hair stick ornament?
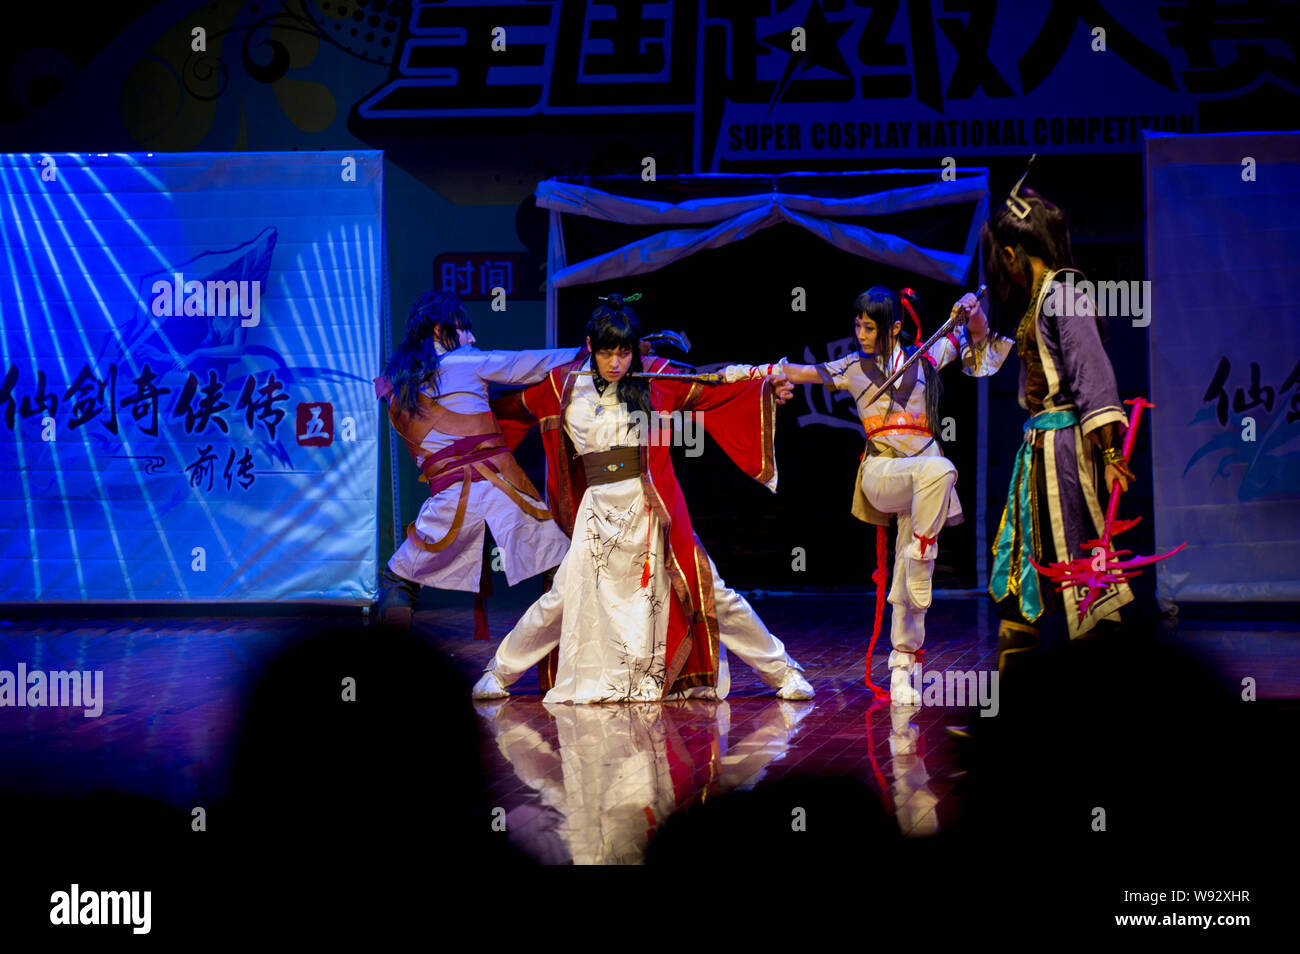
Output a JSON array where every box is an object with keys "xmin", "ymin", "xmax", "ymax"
[{"xmin": 1005, "ymin": 154, "xmax": 1037, "ymax": 220}]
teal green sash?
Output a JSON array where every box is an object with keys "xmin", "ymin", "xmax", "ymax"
[{"xmin": 989, "ymin": 410, "xmax": 1078, "ymax": 621}]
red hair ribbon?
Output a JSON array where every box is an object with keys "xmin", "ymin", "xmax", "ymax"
[{"xmin": 899, "ymin": 288, "xmax": 923, "ymax": 348}]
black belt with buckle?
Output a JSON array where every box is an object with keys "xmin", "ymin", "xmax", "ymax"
[{"xmin": 582, "ymin": 446, "xmax": 641, "ymax": 485}]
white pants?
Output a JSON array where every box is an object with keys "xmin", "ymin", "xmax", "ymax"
[
  {"xmin": 490, "ymin": 551, "xmax": 795, "ymax": 697},
  {"xmin": 860, "ymin": 455, "xmax": 957, "ymax": 670}
]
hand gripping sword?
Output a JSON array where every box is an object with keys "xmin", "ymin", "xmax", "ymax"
[{"xmin": 1028, "ymin": 397, "xmax": 1187, "ymax": 621}]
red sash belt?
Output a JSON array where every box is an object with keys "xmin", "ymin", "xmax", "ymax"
[
  {"xmin": 420, "ymin": 434, "xmax": 509, "ymax": 494},
  {"xmin": 405, "ymin": 433, "xmax": 551, "ymax": 554}
]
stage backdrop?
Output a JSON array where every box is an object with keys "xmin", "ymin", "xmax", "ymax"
[
  {"xmin": 0, "ymin": 151, "xmax": 384, "ymax": 603},
  {"xmin": 1145, "ymin": 131, "xmax": 1300, "ymax": 603}
]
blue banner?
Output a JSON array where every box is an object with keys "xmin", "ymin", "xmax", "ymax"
[
  {"xmin": 0, "ymin": 151, "xmax": 384, "ymax": 602},
  {"xmin": 1145, "ymin": 132, "xmax": 1300, "ymax": 603}
]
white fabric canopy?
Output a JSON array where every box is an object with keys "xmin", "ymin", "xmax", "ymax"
[{"xmin": 536, "ymin": 170, "xmax": 990, "ymax": 341}]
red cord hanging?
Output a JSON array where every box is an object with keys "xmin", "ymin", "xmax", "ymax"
[{"xmin": 865, "ymin": 523, "xmax": 891, "ymax": 699}]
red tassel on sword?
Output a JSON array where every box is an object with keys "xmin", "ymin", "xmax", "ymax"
[{"xmin": 640, "ymin": 500, "xmax": 652, "ymax": 588}]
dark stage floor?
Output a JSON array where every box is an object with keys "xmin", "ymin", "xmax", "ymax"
[{"xmin": 1, "ymin": 587, "xmax": 1296, "ymax": 868}]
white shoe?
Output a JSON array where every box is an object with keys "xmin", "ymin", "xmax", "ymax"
[
  {"xmin": 471, "ymin": 669, "xmax": 509, "ymax": 700},
  {"xmin": 890, "ymin": 667, "xmax": 920, "ymax": 707},
  {"xmin": 776, "ymin": 667, "xmax": 814, "ymax": 701}
]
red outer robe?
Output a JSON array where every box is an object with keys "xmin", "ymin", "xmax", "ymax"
[{"xmin": 491, "ymin": 351, "xmax": 779, "ymax": 698}]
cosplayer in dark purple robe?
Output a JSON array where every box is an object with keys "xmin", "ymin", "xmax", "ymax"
[{"xmin": 967, "ymin": 171, "xmax": 1138, "ymax": 671}]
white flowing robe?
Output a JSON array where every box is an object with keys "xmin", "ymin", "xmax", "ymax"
[
  {"xmin": 492, "ymin": 374, "xmax": 797, "ymax": 703},
  {"xmin": 546, "ymin": 374, "xmax": 678, "ymax": 703}
]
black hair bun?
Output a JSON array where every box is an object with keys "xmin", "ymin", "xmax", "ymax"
[{"xmin": 604, "ymin": 292, "xmax": 623, "ymax": 309}]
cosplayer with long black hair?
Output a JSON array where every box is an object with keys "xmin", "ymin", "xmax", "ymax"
[
  {"xmin": 586, "ymin": 294, "xmax": 654, "ymax": 418},
  {"xmin": 972, "ymin": 163, "xmax": 1137, "ymax": 673},
  {"xmin": 473, "ymin": 293, "xmax": 815, "ymax": 703},
  {"xmin": 779, "ymin": 284, "xmax": 1009, "ymax": 704},
  {"xmin": 382, "ymin": 290, "xmax": 475, "ymax": 414},
  {"xmin": 373, "ymin": 290, "xmax": 580, "ymax": 629}
]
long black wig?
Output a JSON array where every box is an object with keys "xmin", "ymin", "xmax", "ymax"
[
  {"xmin": 383, "ymin": 290, "xmax": 473, "ymax": 416},
  {"xmin": 586, "ymin": 293, "xmax": 654, "ymax": 421}
]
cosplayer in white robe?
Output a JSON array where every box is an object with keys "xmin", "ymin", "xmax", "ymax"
[
  {"xmin": 383, "ymin": 345, "xmax": 577, "ymax": 591},
  {"xmin": 480, "ymin": 372, "xmax": 810, "ymax": 704},
  {"xmin": 544, "ymin": 373, "xmax": 678, "ymax": 702}
]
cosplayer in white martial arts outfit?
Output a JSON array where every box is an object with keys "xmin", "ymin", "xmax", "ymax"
[
  {"xmin": 781, "ymin": 287, "xmax": 1011, "ymax": 705},
  {"xmin": 375, "ymin": 291, "xmax": 579, "ymax": 624}
]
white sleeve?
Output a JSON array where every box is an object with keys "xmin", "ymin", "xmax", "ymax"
[
  {"xmin": 476, "ymin": 347, "xmax": 581, "ymax": 386},
  {"xmin": 814, "ymin": 354, "xmax": 856, "ymax": 391},
  {"xmin": 924, "ymin": 330, "xmax": 961, "ymax": 370},
  {"xmin": 954, "ymin": 324, "xmax": 1014, "ymax": 378}
]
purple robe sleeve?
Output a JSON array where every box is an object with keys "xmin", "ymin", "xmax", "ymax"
[{"xmin": 1057, "ymin": 287, "xmax": 1128, "ymax": 438}]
